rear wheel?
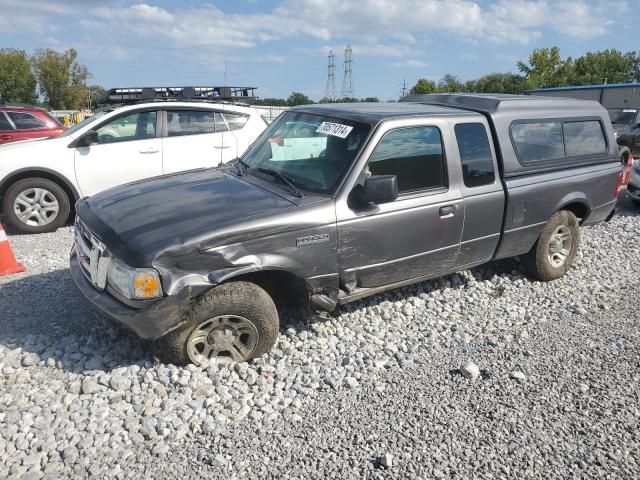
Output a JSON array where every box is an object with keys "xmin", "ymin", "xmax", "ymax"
[
  {"xmin": 160, "ymin": 281, "xmax": 279, "ymax": 365},
  {"xmin": 2, "ymin": 178, "xmax": 70, "ymax": 234},
  {"xmin": 521, "ymin": 210, "xmax": 580, "ymax": 281}
]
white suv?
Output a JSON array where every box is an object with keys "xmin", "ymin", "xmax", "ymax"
[{"xmin": 0, "ymin": 101, "xmax": 267, "ymax": 233}]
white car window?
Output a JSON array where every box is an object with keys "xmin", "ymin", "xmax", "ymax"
[
  {"xmin": 222, "ymin": 112, "xmax": 249, "ymax": 131},
  {"xmin": 166, "ymin": 110, "xmax": 218, "ymax": 137},
  {"xmin": 95, "ymin": 111, "xmax": 157, "ymax": 144}
]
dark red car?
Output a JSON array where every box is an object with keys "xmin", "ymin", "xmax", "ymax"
[{"xmin": 0, "ymin": 104, "xmax": 65, "ymax": 145}]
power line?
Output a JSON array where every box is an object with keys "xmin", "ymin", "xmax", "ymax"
[
  {"xmin": 340, "ymin": 45, "xmax": 354, "ymax": 99},
  {"xmin": 323, "ymin": 50, "xmax": 336, "ymax": 101}
]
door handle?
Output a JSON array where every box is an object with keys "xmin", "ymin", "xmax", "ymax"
[
  {"xmin": 439, "ymin": 205, "xmax": 456, "ymax": 218},
  {"xmin": 213, "ymin": 146, "xmax": 230, "ymax": 149},
  {"xmin": 0, "ymin": 135, "xmax": 12, "ymax": 140},
  {"xmin": 139, "ymin": 148, "xmax": 159, "ymax": 154}
]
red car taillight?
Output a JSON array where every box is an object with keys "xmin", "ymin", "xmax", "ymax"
[{"xmin": 614, "ymin": 154, "xmax": 634, "ymax": 197}]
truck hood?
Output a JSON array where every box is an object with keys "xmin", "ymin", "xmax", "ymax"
[{"xmin": 76, "ymin": 168, "xmax": 298, "ymax": 266}]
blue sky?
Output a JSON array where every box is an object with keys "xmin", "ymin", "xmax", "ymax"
[{"xmin": 0, "ymin": 0, "xmax": 636, "ymax": 101}]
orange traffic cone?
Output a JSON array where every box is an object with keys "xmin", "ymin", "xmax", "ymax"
[{"xmin": 0, "ymin": 222, "xmax": 26, "ymax": 276}]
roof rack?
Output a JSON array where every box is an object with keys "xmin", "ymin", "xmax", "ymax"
[{"xmin": 102, "ymin": 86, "xmax": 258, "ymax": 105}]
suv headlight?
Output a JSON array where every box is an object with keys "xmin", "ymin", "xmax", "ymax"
[{"xmin": 107, "ymin": 259, "xmax": 163, "ymax": 300}]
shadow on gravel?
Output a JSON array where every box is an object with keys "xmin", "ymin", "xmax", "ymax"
[
  {"xmin": 0, "ymin": 268, "xmax": 155, "ymax": 373},
  {"xmin": 0, "ymin": 259, "xmax": 522, "ymax": 373},
  {"xmin": 616, "ymin": 194, "xmax": 639, "ymax": 217},
  {"xmin": 331, "ymin": 257, "xmax": 522, "ymax": 317}
]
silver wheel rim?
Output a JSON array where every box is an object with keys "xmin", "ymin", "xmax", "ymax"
[
  {"xmin": 13, "ymin": 188, "xmax": 60, "ymax": 227},
  {"xmin": 186, "ymin": 315, "xmax": 259, "ymax": 365},
  {"xmin": 547, "ymin": 225, "xmax": 572, "ymax": 268}
]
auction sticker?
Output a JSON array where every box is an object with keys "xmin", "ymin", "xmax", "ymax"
[{"xmin": 316, "ymin": 122, "xmax": 354, "ymax": 138}]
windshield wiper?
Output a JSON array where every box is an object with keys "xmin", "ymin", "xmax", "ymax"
[{"xmin": 256, "ymin": 167, "xmax": 305, "ymax": 198}]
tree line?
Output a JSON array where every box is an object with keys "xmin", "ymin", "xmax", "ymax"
[
  {"xmin": 0, "ymin": 48, "xmax": 104, "ymax": 110},
  {"xmin": 410, "ymin": 47, "xmax": 640, "ymax": 95},
  {"xmin": 2, "ymin": 46, "xmax": 639, "ymax": 109}
]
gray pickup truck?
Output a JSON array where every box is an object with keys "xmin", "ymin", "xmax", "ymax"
[{"xmin": 70, "ymin": 94, "xmax": 620, "ymax": 365}]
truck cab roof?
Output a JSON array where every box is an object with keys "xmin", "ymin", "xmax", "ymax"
[
  {"xmin": 401, "ymin": 92, "xmax": 607, "ymax": 115},
  {"xmin": 290, "ymin": 102, "xmax": 478, "ymax": 126}
]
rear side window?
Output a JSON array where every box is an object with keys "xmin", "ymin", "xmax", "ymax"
[
  {"xmin": 454, "ymin": 123, "xmax": 496, "ymax": 187},
  {"xmin": 167, "ymin": 110, "xmax": 216, "ymax": 137},
  {"xmin": 511, "ymin": 119, "xmax": 608, "ymax": 164},
  {"xmin": 368, "ymin": 126, "xmax": 446, "ymax": 193},
  {"xmin": 223, "ymin": 112, "xmax": 249, "ymax": 131},
  {"xmin": 564, "ymin": 121, "xmax": 607, "ymax": 156},
  {"xmin": 511, "ymin": 121, "xmax": 564, "ymax": 163},
  {"xmin": 7, "ymin": 112, "xmax": 46, "ymax": 130},
  {"xmin": 0, "ymin": 112, "xmax": 13, "ymax": 130}
]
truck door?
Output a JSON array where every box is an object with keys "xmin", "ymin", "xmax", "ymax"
[
  {"xmin": 452, "ymin": 121, "xmax": 505, "ymax": 268},
  {"xmin": 336, "ymin": 121, "xmax": 464, "ymax": 289}
]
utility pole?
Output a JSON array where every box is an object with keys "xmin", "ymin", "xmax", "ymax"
[
  {"xmin": 400, "ymin": 78, "xmax": 408, "ymax": 99},
  {"xmin": 340, "ymin": 45, "xmax": 354, "ymax": 99},
  {"xmin": 324, "ymin": 50, "xmax": 336, "ymax": 101}
]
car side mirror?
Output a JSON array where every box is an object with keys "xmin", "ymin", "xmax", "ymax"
[
  {"xmin": 78, "ymin": 130, "xmax": 99, "ymax": 147},
  {"xmin": 356, "ymin": 175, "xmax": 398, "ymax": 205}
]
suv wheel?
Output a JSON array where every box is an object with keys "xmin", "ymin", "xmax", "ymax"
[
  {"xmin": 160, "ymin": 281, "xmax": 279, "ymax": 365},
  {"xmin": 521, "ymin": 210, "xmax": 580, "ymax": 281},
  {"xmin": 2, "ymin": 178, "xmax": 71, "ymax": 234}
]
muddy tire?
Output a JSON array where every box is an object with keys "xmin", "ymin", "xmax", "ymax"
[
  {"xmin": 160, "ymin": 281, "xmax": 279, "ymax": 365},
  {"xmin": 521, "ymin": 210, "xmax": 580, "ymax": 281}
]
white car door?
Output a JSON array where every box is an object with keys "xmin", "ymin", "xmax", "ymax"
[
  {"xmin": 161, "ymin": 109, "xmax": 238, "ymax": 174},
  {"xmin": 73, "ymin": 109, "xmax": 163, "ymax": 196}
]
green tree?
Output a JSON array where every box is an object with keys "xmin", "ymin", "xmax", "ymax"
[
  {"xmin": 361, "ymin": 97, "xmax": 380, "ymax": 102},
  {"xmin": 409, "ymin": 78, "xmax": 437, "ymax": 95},
  {"xmin": 84, "ymin": 84, "xmax": 105, "ymax": 109},
  {"xmin": 517, "ymin": 46, "xmax": 572, "ymax": 89},
  {"xmin": 466, "ymin": 73, "xmax": 527, "ymax": 94},
  {"xmin": 570, "ymin": 49, "xmax": 640, "ymax": 85},
  {"xmin": 286, "ymin": 91, "xmax": 313, "ymax": 106},
  {"xmin": 0, "ymin": 49, "xmax": 37, "ymax": 103},
  {"xmin": 437, "ymin": 74, "xmax": 465, "ymax": 93},
  {"xmin": 335, "ymin": 97, "xmax": 359, "ymax": 103},
  {"xmin": 31, "ymin": 48, "xmax": 91, "ymax": 109}
]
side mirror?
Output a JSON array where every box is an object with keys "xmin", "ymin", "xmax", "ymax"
[
  {"xmin": 77, "ymin": 130, "xmax": 99, "ymax": 147},
  {"xmin": 356, "ymin": 175, "xmax": 398, "ymax": 205}
]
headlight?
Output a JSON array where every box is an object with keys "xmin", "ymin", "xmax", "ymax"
[{"xmin": 107, "ymin": 259, "xmax": 163, "ymax": 300}]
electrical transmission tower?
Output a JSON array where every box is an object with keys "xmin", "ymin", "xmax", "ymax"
[
  {"xmin": 323, "ymin": 50, "xmax": 336, "ymax": 101},
  {"xmin": 340, "ymin": 45, "xmax": 354, "ymax": 99}
]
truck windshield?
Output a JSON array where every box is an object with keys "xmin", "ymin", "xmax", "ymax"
[{"xmin": 240, "ymin": 111, "xmax": 371, "ymax": 195}]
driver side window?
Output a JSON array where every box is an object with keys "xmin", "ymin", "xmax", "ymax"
[
  {"xmin": 368, "ymin": 126, "xmax": 447, "ymax": 194},
  {"xmin": 95, "ymin": 111, "xmax": 157, "ymax": 144}
]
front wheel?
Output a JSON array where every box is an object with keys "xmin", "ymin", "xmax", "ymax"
[
  {"xmin": 2, "ymin": 178, "xmax": 71, "ymax": 234},
  {"xmin": 521, "ymin": 210, "xmax": 580, "ymax": 281},
  {"xmin": 160, "ymin": 281, "xmax": 279, "ymax": 365}
]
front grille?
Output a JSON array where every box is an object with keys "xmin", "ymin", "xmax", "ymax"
[{"xmin": 74, "ymin": 218, "xmax": 110, "ymax": 290}]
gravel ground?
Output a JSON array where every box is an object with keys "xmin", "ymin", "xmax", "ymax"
[{"xmin": 1, "ymin": 196, "xmax": 639, "ymax": 479}]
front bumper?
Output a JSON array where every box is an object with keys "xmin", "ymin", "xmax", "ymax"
[{"xmin": 70, "ymin": 251, "xmax": 190, "ymax": 339}]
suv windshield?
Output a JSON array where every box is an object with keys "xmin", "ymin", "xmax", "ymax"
[
  {"xmin": 239, "ymin": 111, "xmax": 371, "ymax": 195},
  {"xmin": 608, "ymin": 109, "xmax": 638, "ymax": 126}
]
